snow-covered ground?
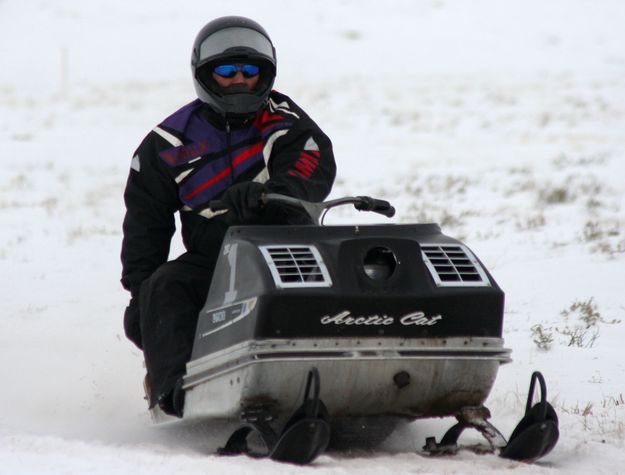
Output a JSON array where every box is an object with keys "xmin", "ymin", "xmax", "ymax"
[{"xmin": 1, "ymin": 0, "xmax": 624, "ymax": 473}]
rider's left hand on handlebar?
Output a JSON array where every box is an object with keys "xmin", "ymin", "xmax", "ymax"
[{"xmin": 219, "ymin": 182, "xmax": 267, "ymax": 224}]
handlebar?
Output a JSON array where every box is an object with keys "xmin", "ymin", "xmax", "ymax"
[{"xmin": 209, "ymin": 193, "xmax": 395, "ymax": 225}]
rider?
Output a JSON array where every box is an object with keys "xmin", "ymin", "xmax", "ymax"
[{"xmin": 120, "ymin": 16, "xmax": 336, "ymax": 416}]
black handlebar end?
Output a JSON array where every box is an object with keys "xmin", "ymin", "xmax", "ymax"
[
  {"xmin": 354, "ymin": 196, "xmax": 395, "ymax": 218},
  {"xmin": 383, "ymin": 206, "xmax": 396, "ymax": 218}
]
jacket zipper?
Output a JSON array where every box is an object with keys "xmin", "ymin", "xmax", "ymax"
[{"xmin": 225, "ymin": 120, "xmax": 234, "ymax": 182}]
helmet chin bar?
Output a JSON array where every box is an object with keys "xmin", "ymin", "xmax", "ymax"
[
  {"xmin": 221, "ymin": 84, "xmax": 256, "ymax": 94},
  {"xmin": 209, "ymin": 91, "xmax": 268, "ymax": 119}
]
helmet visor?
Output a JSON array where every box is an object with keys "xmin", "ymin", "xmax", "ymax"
[{"xmin": 198, "ymin": 27, "xmax": 274, "ymax": 66}]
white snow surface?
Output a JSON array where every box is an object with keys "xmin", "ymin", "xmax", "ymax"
[{"xmin": 1, "ymin": 0, "xmax": 625, "ymax": 473}]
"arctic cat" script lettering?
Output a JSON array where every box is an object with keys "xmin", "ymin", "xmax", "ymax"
[{"xmin": 320, "ymin": 310, "xmax": 442, "ymax": 326}]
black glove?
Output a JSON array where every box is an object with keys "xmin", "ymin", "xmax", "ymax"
[{"xmin": 220, "ymin": 182, "xmax": 266, "ymax": 224}]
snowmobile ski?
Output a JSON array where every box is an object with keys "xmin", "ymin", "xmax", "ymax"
[
  {"xmin": 218, "ymin": 368, "xmax": 330, "ymax": 464},
  {"xmin": 423, "ymin": 371, "xmax": 559, "ymax": 462}
]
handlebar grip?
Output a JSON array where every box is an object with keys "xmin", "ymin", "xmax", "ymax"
[
  {"xmin": 355, "ymin": 196, "xmax": 396, "ymax": 218},
  {"xmin": 377, "ymin": 204, "xmax": 396, "ymax": 218}
]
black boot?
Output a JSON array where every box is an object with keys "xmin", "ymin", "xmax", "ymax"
[{"xmin": 157, "ymin": 378, "xmax": 185, "ymax": 418}]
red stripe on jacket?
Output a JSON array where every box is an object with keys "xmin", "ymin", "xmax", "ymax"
[
  {"xmin": 233, "ymin": 142, "xmax": 263, "ymax": 167},
  {"xmin": 182, "ymin": 142, "xmax": 263, "ymax": 201},
  {"xmin": 288, "ymin": 150, "xmax": 320, "ymax": 179},
  {"xmin": 253, "ymin": 109, "xmax": 287, "ymax": 133}
]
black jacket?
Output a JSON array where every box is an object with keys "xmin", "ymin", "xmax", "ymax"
[{"xmin": 120, "ymin": 91, "xmax": 336, "ymax": 296}]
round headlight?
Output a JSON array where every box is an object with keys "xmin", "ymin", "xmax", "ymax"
[{"xmin": 363, "ymin": 247, "xmax": 397, "ymax": 280}]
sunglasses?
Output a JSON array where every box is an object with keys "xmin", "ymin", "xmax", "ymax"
[{"xmin": 213, "ymin": 64, "xmax": 260, "ymax": 78}]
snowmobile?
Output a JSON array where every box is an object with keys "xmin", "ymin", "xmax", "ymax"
[{"xmin": 149, "ymin": 193, "xmax": 559, "ymax": 465}]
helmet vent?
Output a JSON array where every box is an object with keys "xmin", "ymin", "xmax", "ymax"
[
  {"xmin": 421, "ymin": 244, "xmax": 491, "ymax": 287},
  {"xmin": 259, "ymin": 245, "xmax": 332, "ymax": 288}
]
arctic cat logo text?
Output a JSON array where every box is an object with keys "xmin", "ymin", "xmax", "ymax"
[{"xmin": 320, "ymin": 310, "xmax": 442, "ymax": 326}]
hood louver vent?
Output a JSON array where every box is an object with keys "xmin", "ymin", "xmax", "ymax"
[
  {"xmin": 421, "ymin": 244, "xmax": 491, "ymax": 287},
  {"xmin": 260, "ymin": 245, "xmax": 332, "ymax": 288}
]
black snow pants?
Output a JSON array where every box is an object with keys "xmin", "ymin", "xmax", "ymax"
[{"xmin": 138, "ymin": 251, "xmax": 217, "ymax": 407}]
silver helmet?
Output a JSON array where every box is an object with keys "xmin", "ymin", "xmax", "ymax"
[{"xmin": 191, "ymin": 16, "xmax": 276, "ymax": 118}]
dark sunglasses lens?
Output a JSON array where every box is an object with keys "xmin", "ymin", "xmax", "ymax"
[
  {"xmin": 241, "ymin": 64, "xmax": 260, "ymax": 77},
  {"xmin": 213, "ymin": 65, "xmax": 237, "ymax": 78}
]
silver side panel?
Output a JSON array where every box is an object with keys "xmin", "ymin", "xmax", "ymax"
[{"xmin": 181, "ymin": 337, "xmax": 511, "ymax": 422}]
